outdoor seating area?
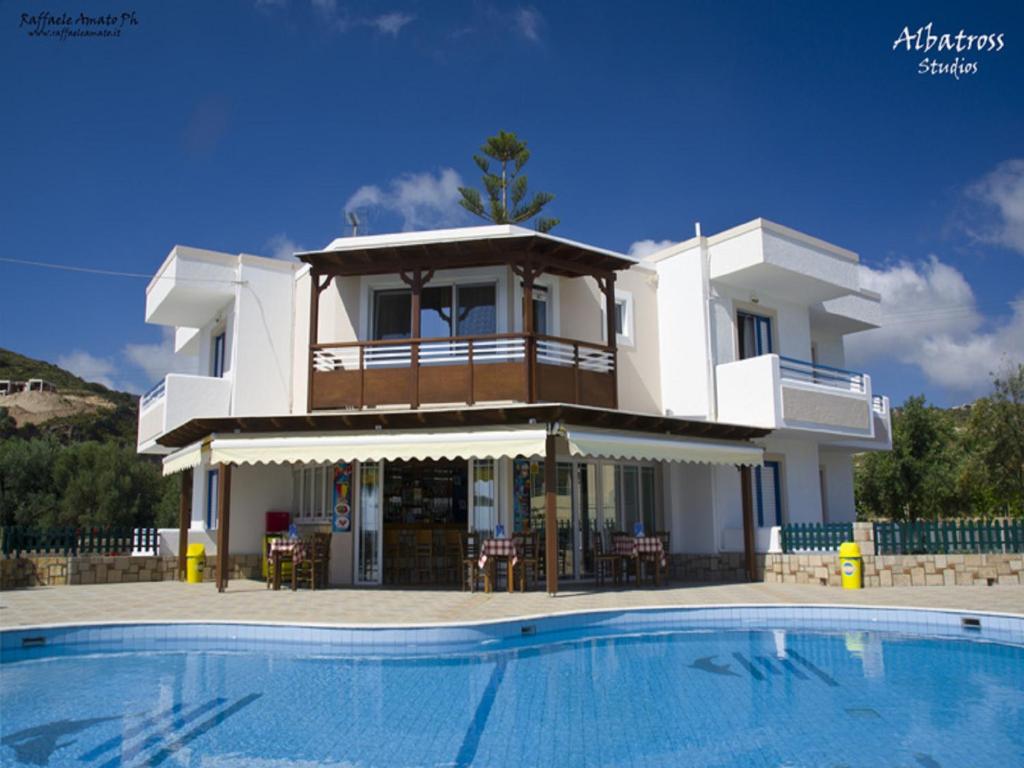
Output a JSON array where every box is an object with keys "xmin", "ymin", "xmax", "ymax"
[{"xmin": 265, "ymin": 533, "xmax": 331, "ymax": 591}]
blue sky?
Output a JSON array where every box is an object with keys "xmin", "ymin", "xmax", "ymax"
[{"xmin": 1, "ymin": 0, "xmax": 1021, "ymax": 406}]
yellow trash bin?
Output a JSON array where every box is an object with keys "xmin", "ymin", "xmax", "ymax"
[
  {"xmin": 839, "ymin": 542, "xmax": 862, "ymax": 590},
  {"xmin": 186, "ymin": 543, "xmax": 206, "ymax": 584}
]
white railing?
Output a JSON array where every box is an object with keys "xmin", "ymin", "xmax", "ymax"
[
  {"xmin": 313, "ymin": 337, "xmax": 529, "ymax": 372},
  {"xmin": 140, "ymin": 379, "xmax": 166, "ymax": 409},
  {"xmin": 872, "ymin": 395, "xmax": 888, "ymax": 415},
  {"xmin": 778, "ymin": 356, "xmax": 866, "ymax": 394},
  {"xmin": 535, "ymin": 338, "xmax": 615, "ymax": 373}
]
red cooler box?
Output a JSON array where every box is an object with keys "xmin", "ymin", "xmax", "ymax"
[{"xmin": 265, "ymin": 511, "xmax": 290, "ymax": 533}]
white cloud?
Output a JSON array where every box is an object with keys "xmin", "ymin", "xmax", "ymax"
[
  {"xmin": 344, "ymin": 168, "xmax": 466, "ymax": 231},
  {"xmin": 369, "ymin": 12, "xmax": 414, "ymax": 36},
  {"xmin": 515, "ymin": 7, "xmax": 543, "ymax": 42},
  {"xmin": 310, "ymin": 0, "xmax": 336, "ymax": 15},
  {"xmin": 846, "ymin": 256, "xmax": 1024, "ymax": 395},
  {"xmin": 627, "ymin": 239, "xmax": 676, "ymax": 258},
  {"xmin": 265, "ymin": 233, "xmax": 301, "ymax": 260},
  {"xmin": 964, "ymin": 158, "xmax": 1024, "ymax": 255},
  {"xmin": 56, "ymin": 350, "xmax": 119, "ymax": 390},
  {"xmin": 122, "ymin": 328, "xmax": 198, "ymax": 393}
]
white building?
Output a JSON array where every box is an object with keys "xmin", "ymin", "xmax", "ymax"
[{"xmin": 138, "ymin": 219, "xmax": 890, "ymax": 591}]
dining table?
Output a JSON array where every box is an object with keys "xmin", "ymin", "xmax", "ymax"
[
  {"xmin": 268, "ymin": 538, "xmax": 308, "ymax": 591},
  {"xmin": 612, "ymin": 535, "xmax": 667, "ymax": 586},
  {"xmin": 478, "ymin": 538, "xmax": 519, "ymax": 594}
]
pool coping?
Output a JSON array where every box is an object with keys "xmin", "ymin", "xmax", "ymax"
[{"xmin": 3, "ymin": 603, "xmax": 1023, "ymax": 655}]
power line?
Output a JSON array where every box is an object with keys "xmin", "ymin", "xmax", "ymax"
[{"xmin": 0, "ymin": 256, "xmax": 244, "ymax": 285}]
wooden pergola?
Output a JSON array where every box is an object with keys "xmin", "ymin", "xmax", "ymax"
[
  {"xmin": 297, "ymin": 230, "xmax": 636, "ymax": 412},
  {"xmin": 164, "ymin": 405, "xmax": 768, "ymax": 596}
]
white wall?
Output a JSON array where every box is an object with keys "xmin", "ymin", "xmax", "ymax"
[
  {"xmin": 232, "ymin": 258, "xmax": 296, "ymax": 416},
  {"xmin": 819, "ymin": 449, "xmax": 856, "ymax": 523},
  {"xmin": 654, "ymin": 245, "xmax": 713, "ymax": 419},
  {"xmin": 663, "ymin": 462, "xmax": 717, "ymax": 553},
  {"xmin": 760, "ymin": 435, "xmax": 822, "ymax": 524}
]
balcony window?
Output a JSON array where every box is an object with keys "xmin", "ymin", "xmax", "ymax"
[
  {"xmin": 372, "ymin": 283, "xmax": 496, "ymax": 340},
  {"xmin": 211, "ymin": 331, "xmax": 226, "ymax": 377},
  {"xmin": 754, "ymin": 460, "xmax": 782, "ymax": 527},
  {"xmin": 600, "ymin": 291, "xmax": 634, "ymax": 346},
  {"xmin": 737, "ymin": 311, "xmax": 773, "ymax": 360},
  {"xmin": 206, "ymin": 469, "xmax": 219, "ymax": 529}
]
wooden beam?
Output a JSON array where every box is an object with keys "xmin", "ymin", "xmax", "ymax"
[
  {"xmin": 216, "ymin": 463, "xmax": 232, "ymax": 593},
  {"xmin": 544, "ymin": 432, "xmax": 558, "ymax": 595},
  {"xmin": 740, "ymin": 465, "xmax": 756, "ymax": 582},
  {"xmin": 307, "ymin": 270, "xmax": 320, "ymax": 413},
  {"xmin": 177, "ymin": 468, "xmax": 192, "ymax": 581},
  {"xmin": 603, "ymin": 272, "xmax": 618, "ymax": 409}
]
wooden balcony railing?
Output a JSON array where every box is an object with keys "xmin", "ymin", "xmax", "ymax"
[{"xmin": 309, "ymin": 333, "xmax": 617, "ymax": 411}]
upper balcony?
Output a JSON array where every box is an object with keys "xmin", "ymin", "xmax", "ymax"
[
  {"xmin": 145, "ymin": 246, "xmax": 238, "ymax": 328},
  {"xmin": 137, "ymin": 374, "xmax": 231, "ymax": 454},
  {"xmin": 297, "ymin": 226, "xmax": 636, "ymax": 412},
  {"xmin": 311, "ymin": 333, "xmax": 616, "ymax": 410},
  {"xmin": 708, "ymin": 219, "xmax": 863, "ymax": 304},
  {"xmin": 716, "ymin": 354, "xmax": 890, "ymax": 445}
]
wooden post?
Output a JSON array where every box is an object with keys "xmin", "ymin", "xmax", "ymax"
[
  {"xmin": 523, "ymin": 268, "xmax": 536, "ymax": 402},
  {"xmin": 740, "ymin": 465, "xmax": 756, "ymax": 582},
  {"xmin": 177, "ymin": 468, "xmax": 192, "ymax": 581},
  {"xmin": 545, "ymin": 432, "xmax": 558, "ymax": 595},
  {"xmin": 410, "ymin": 271, "xmax": 421, "ymax": 409},
  {"xmin": 216, "ymin": 463, "xmax": 232, "ymax": 593},
  {"xmin": 307, "ymin": 270, "xmax": 321, "ymax": 413},
  {"xmin": 602, "ymin": 272, "xmax": 618, "ymax": 409}
]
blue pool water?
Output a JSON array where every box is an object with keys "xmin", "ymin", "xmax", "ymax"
[{"xmin": 1, "ymin": 615, "xmax": 1022, "ymax": 767}]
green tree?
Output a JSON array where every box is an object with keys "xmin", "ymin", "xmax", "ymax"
[
  {"xmin": 961, "ymin": 364, "xmax": 1024, "ymax": 516},
  {"xmin": 51, "ymin": 442, "xmax": 164, "ymax": 529},
  {"xmin": 0, "ymin": 437, "xmax": 59, "ymax": 527},
  {"xmin": 855, "ymin": 396, "xmax": 965, "ymax": 520},
  {"xmin": 458, "ymin": 130, "xmax": 559, "ymax": 232}
]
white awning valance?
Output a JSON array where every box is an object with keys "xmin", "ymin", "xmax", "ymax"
[
  {"xmin": 207, "ymin": 427, "xmax": 548, "ymax": 469},
  {"xmin": 161, "ymin": 424, "xmax": 762, "ymax": 475},
  {"xmin": 564, "ymin": 428, "xmax": 763, "ymax": 467},
  {"xmin": 161, "ymin": 440, "xmax": 207, "ymax": 477}
]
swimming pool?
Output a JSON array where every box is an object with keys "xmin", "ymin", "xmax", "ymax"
[{"xmin": 2, "ymin": 607, "xmax": 1022, "ymax": 767}]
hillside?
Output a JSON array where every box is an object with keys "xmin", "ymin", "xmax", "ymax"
[{"xmin": 0, "ymin": 348, "xmax": 139, "ymax": 445}]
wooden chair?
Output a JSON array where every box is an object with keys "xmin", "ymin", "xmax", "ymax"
[
  {"xmin": 292, "ymin": 533, "xmax": 331, "ymax": 590},
  {"xmin": 461, "ymin": 532, "xmax": 482, "ymax": 592},
  {"xmin": 383, "ymin": 528, "xmax": 400, "ymax": 584},
  {"xmin": 611, "ymin": 531, "xmax": 633, "ymax": 585},
  {"xmin": 443, "ymin": 530, "xmax": 462, "ymax": 584},
  {"xmin": 514, "ymin": 532, "xmax": 541, "ymax": 592},
  {"xmin": 593, "ymin": 530, "xmax": 619, "ymax": 587},
  {"xmin": 413, "ymin": 529, "xmax": 434, "ymax": 584}
]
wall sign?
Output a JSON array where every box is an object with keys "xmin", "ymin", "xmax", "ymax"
[{"xmin": 332, "ymin": 462, "xmax": 353, "ymax": 533}]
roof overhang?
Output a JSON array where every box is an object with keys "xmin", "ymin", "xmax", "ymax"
[
  {"xmin": 156, "ymin": 403, "xmax": 769, "ymax": 450},
  {"xmin": 296, "ymin": 225, "xmax": 637, "ymax": 279}
]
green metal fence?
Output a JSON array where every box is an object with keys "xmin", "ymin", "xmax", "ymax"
[
  {"xmin": 874, "ymin": 519, "xmax": 1024, "ymax": 555},
  {"xmin": 781, "ymin": 523, "xmax": 854, "ymax": 552},
  {"xmin": 0, "ymin": 526, "xmax": 159, "ymax": 558}
]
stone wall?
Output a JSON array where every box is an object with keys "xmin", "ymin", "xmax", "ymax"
[
  {"xmin": 670, "ymin": 553, "xmax": 766, "ymax": 583},
  {"xmin": 763, "ymin": 551, "xmax": 1024, "ymax": 587},
  {"xmin": 1, "ymin": 553, "xmax": 263, "ymax": 590}
]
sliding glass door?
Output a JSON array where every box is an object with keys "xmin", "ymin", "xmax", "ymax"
[{"xmin": 355, "ymin": 461, "xmax": 383, "ymax": 584}]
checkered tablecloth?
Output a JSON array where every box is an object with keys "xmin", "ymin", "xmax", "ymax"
[
  {"xmin": 479, "ymin": 538, "xmax": 519, "ymax": 570},
  {"xmin": 612, "ymin": 536, "xmax": 667, "ymax": 568},
  {"xmin": 268, "ymin": 539, "xmax": 307, "ymax": 564}
]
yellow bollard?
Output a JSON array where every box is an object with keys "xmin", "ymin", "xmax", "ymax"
[
  {"xmin": 839, "ymin": 541, "xmax": 862, "ymax": 589},
  {"xmin": 186, "ymin": 543, "xmax": 206, "ymax": 584}
]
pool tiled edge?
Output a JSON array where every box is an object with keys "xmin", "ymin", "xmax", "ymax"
[{"xmin": 3, "ymin": 605, "xmax": 1022, "ymax": 658}]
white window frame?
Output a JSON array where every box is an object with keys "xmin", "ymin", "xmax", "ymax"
[
  {"xmin": 513, "ymin": 275, "xmax": 560, "ymax": 336},
  {"xmin": 292, "ymin": 464, "xmax": 333, "ymax": 523},
  {"xmin": 600, "ymin": 289, "xmax": 635, "ymax": 348}
]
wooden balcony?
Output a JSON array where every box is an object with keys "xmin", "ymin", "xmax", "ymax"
[{"xmin": 309, "ymin": 333, "xmax": 617, "ymax": 411}]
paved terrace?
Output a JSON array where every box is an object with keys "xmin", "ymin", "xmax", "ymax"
[{"xmin": 2, "ymin": 581, "xmax": 1021, "ymax": 629}]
